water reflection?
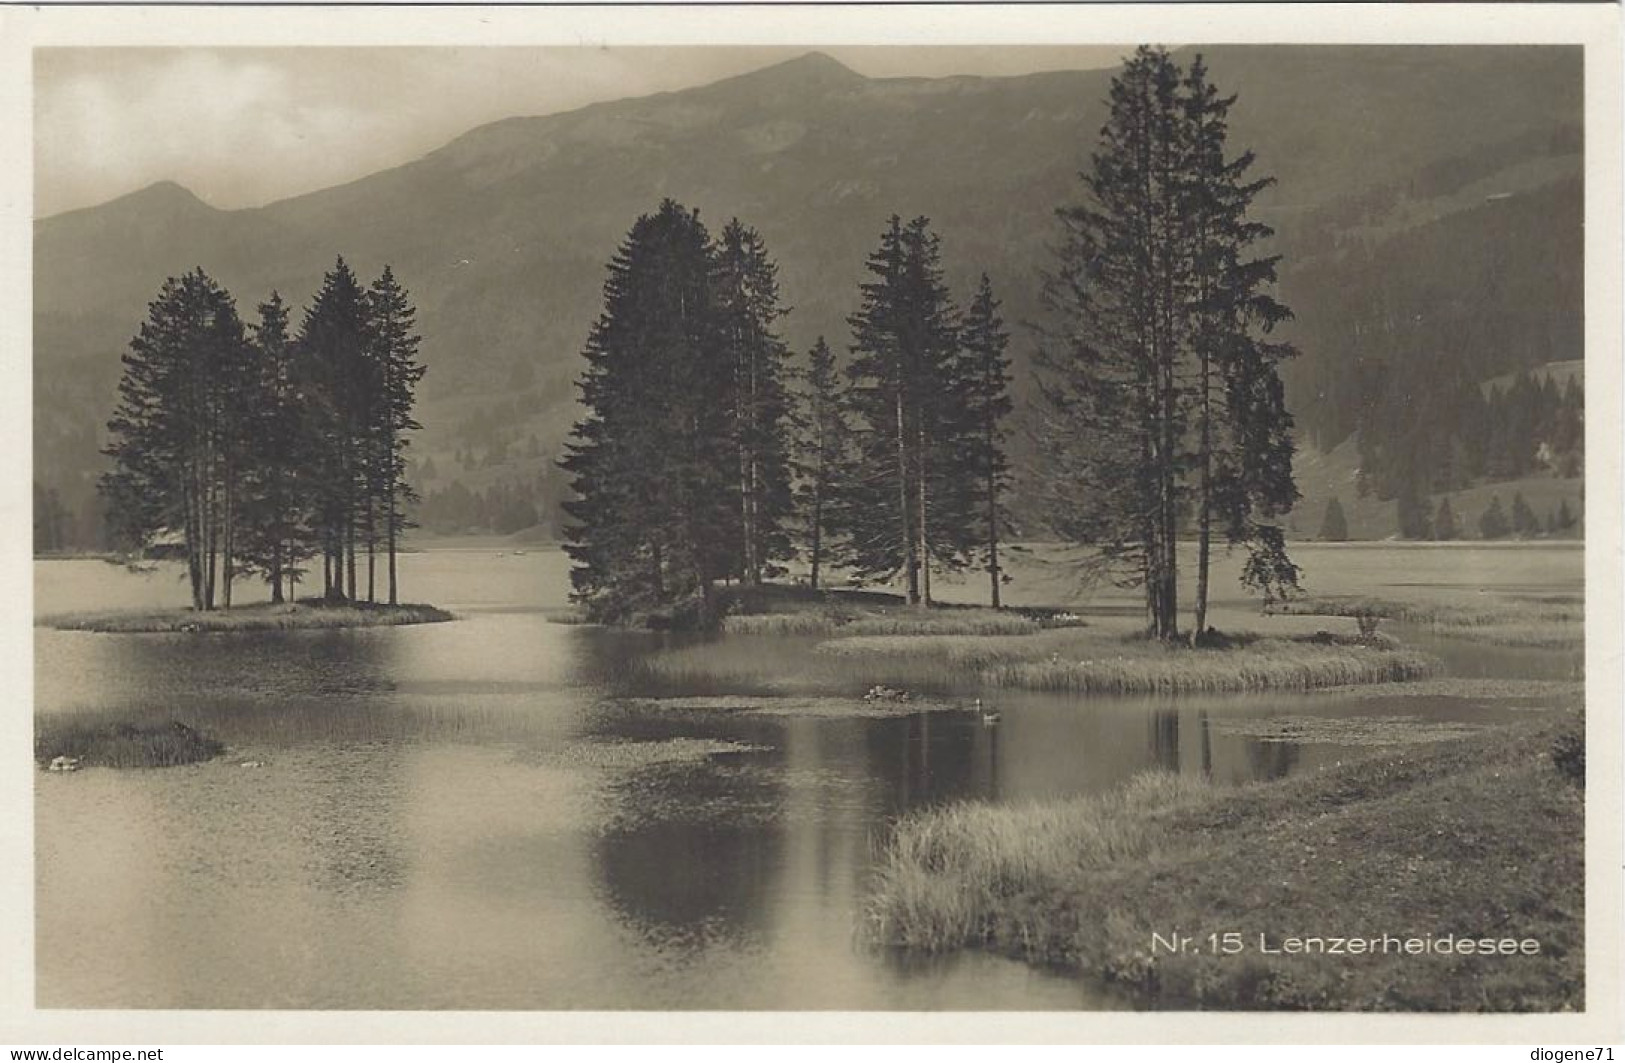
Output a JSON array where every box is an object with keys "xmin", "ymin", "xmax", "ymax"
[{"xmin": 33, "ymin": 550, "xmax": 1584, "ymax": 1009}]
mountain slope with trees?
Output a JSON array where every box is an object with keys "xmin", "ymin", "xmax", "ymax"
[{"xmin": 36, "ymin": 47, "xmax": 1582, "ymax": 547}]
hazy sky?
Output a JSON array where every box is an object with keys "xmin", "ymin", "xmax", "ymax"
[{"xmin": 34, "ymin": 46, "xmax": 1125, "ymax": 217}]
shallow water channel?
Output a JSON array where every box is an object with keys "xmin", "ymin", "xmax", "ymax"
[{"xmin": 34, "ymin": 546, "xmax": 1581, "ymax": 1009}]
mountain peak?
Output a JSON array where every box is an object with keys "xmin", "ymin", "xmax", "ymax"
[{"xmin": 728, "ymin": 51, "xmax": 865, "ymax": 91}]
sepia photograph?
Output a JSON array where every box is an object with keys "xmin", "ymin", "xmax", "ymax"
[{"xmin": 4, "ymin": 2, "xmax": 1621, "ymax": 1045}]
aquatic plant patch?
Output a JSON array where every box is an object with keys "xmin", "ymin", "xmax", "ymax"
[{"xmin": 35, "ymin": 718, "xmax": 225, "ymax": 769}]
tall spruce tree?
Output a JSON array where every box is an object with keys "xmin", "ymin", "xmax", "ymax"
[
  {"xmin": 367, "ymin": 266, "xmax": 427, "ymax": 605},
  {"xmin": 1318, "ymin": 496, "xmax": 1349, "ymax": 541},
  {"xmin": 1433, "ymin": 496, "xmax": 1459, "ymax": 541},
  {"xmin": 1479, "ymin": 494, "xmax": 1510, "ymax": 539},
  {"xmin": 793, "ymin": 336, "xmax": 847, "ymax": 591},
  {"xmin": 562, "ymin": 200, "xmax": 735, "ymax": 626},
  {"xmin": 1038, "ymin": 47, "xmax": 1298, "ymax": 638},
  {"xmin": 297, "ymin": 257, "xmax": 373, "ymax": 601},
  {"xmin": 961, "ymin": 274, "xmax": 1014, "ymax": 608},
  {"xmin": 236, "ymin": 292, "xmax": 313, "ymax": 602},
  {"xmin": 839, "ymin": 215, "xmax": 967, "ymax": 605},
  {"xmin": 713, "ymin": 219, "xmax": 795, "ymax": 586},
  {"xmin": 1185, "ymin": 54, "xmax": 1299, "ymax": 630},
  {"xmin": 101, "ymin": 268, "xmax": 252, "ymax": 610}
]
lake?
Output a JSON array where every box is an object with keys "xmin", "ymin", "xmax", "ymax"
[{"xmin": 33, "ymin": 543, "xmax": 1582, "ymax": 1009}]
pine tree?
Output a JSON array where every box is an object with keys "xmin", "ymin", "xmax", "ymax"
[
  {"xmin": 1555, "ymin": 497, "xmax": 1577, "ymax": 533},
  {"xmin": 1318, "ymin": 497, "xmax": 1349, "ymax": 541},
  {"xmin": 1037, "ymin": 47, "xmax": 1188, "ymax": 638},
  {"xmin": 1186, "ymin": 53, "xmax": 1299, "ymax": 628},
  {"xmin": 298, "ymin": 257, "xmax": 373, "ymax": 602},
  {"xmin": 792, "ymin": 337, "xmax": 847, "ymax": 591},
  {"xmin": 236, "ymin": 292, "xmax": 313, "ymax": 602},
  {"xmin": 1395, "ymin": 477, "xmax": 1431, "ymax": 540},
  {"xmin": 1478, "ymin": 494, "xmax": 1510, "ymax": 539},
  {"xmin": 713, "ymin": 219, "xmax": 795, "ymax": 586},
  {"xmin": 961, "ymin": 274, "xmax": 1014, "ymax": 608},
  {"xmin": 101, "ymin": 268, "xmax": 252, "ymax": 610},
  {"xmin": 838, "ymin": 215, "xmax": 966, "ymax": 605},
  {"xmin": 1433, "ymin": 496, "xmax": 1458, "ymax": 541},
  {"xmin": 367, "ymin": 266, "xmax": 427, "ymax": 605},
  {"xmin": 562, "ymin": 200, "xmax": 735, "ymax": 626},
  {"xmin": 1037, "ymin": 46, "xmax": 1297, "ymax": 637},
  {"xmin": 1510, "ymin": 491, "xmax": 1539, "ymax": 538}
]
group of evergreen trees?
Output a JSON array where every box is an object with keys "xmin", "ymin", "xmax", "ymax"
[
  {"xmin": 100, "ymin": 258, "xmax": 425, "ymax": 609},
  {"xmin": 1359, "ymin": 368, "xmax": 1584, "ymax": 507},
  {"xmin": 563, "ymin": 202, "xmax": 1013, "ymax": 625},
  {"xmin": 1033, "ymin": 47, "xmax": 1299, "ymax": 641},
  {"xmin": 1318, "ymin": 489, "xmax": 1580, "ymax": 541},
  {"xmin": 564, "ymin": 47, "xmax": 1298, "ymax": 642}
]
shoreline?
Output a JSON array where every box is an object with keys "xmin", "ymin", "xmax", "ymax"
[
  {"xmin": 863, "ymin": 708, "xmax": 1584, "ymax": 1011},
  {"xmin": 39, "ymin": 601, "xmax": 455, "ymax": 634}
]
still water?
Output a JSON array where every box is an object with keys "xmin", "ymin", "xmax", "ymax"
[{"xmin": 34, "ymin": 545, "xmax": 1581, "ymax": 1009}]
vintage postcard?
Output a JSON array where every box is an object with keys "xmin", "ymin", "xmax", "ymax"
[{"xmin": 1, "ymin": 2, "xmax": 1619, "ymax": 1046}]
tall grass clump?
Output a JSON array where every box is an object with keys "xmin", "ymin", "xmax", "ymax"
[
  {"xmin": 36, "ymin": 717, "xmax": 224, "ymax": 769},
  {"xmin": 982, "ymin": 640, "xmax": 1438, "ymax": 694},
  {"xmin": 866, "ymin": 773, "xmax": 1209, "ymax": 952},
  {"xmin": 723, "ymin": 608, "xmax": 1041, "ymax": 638},
  {"xmin": 865, "ymin": 709, "xmax": 1584, "ymax": 1010},
  {"xmin": 824, "ymin": 629, "xmax": 1438, "ymax": 694},
  {"xmin": 1280, "ymin": 595, "xmax": 1582, "ymax": 648}
]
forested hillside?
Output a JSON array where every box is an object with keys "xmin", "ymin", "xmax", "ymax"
[{"xmin": 34, "ymin": 47, "xmax": 1583, "ymax": 547}]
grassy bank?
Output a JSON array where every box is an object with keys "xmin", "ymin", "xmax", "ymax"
[
  {"xmin": 865, "ymin": 709, "xmax": 1584, "ymax": 1010},
  {"xmin": 1278, "ymin": 594, "xmax": 1582, "ymax": 648},
  {"xmin": 42, "ymin": 600, "xmax": 454, "ymax": 634},
  {"xmin": 36, "ymin": 717, "xmax": 225, "ymax": 769},
  {"xmin": 821, "ymin": 627, "xmax": 1436, "ymax": 695},
  {"xmin": 718, "ymin": 583, "xmax": 1082, "ymax": 637}
]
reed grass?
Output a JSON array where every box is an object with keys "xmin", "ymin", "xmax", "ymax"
[
  {"xmin": 721, "ymin": 607, "xmax": 1042, "ymax": 637},
  {"xmin": 43, "ymin": 601, "xmax": 454, "ymax": 633},
  {"xmin": 866, "ymin": 708, "xmax": 1584, "ymax": 1010},
  {"xmin": 822, "ymin": 628, "xmax": 1437, "ymax": 694},
  {"xmin": 36, "ymin": 717, "xmax": 225, "ymax": 769},
  {"xmin": 1279, "ymin": 595, "xmax": 1582, "ymax": 647}
]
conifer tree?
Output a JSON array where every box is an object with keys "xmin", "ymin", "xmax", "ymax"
[
  {"xmin": 792, "ymin": 336, "xmax": 847, "ymax": 591},
  {"xmin": 1038, "ymin": 46, "xmax": 1297, "ymax": 638},
  {"xmin": 237, "ymin": 292, "xmax": 312, "ymax": 602},
  {"xmin": 1433, "ymin": 496, "xmax": 1458, "ymax": 541},
  {"xmin": 1479, "ymin": 494, "xmax": 1510, "ymax": 539},
  {"xmin": 961, "ymin": 274, "xmax": 1014, "ymax": 608},
  {"xmin": 1318, "ymin": 496, "xmax": 1349, "ymax": 541},
  {"xmin": 562, "ymin": 200, "xmax": 734, "ymax": 625},
  {"xmin": 367, "ymin": 266, "xmax": 427, "ymax": 605},
  {"xmin": 1510, "ymin": 491, "xmax": 1539, "ymax": 538},
  {"xmin": 839, "ymin": 215, "xmax": 966, "ymax": 605},
  {"xmin": 1186, "ymin": 53, "xmax": 1298, "ymax": 631},
  {"xmin": 101, "ymin": 268, "xmax": 251, "ymax": 610},
  {"xmin": 713, "ymin": 219, "xmax": 795, "ymax": 586},
  {"xmin": 298, "ymin": 257, "xmax": 373, "ymax": 601}
]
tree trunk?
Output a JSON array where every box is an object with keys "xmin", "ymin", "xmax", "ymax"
[
  {"xmin": 917, "ymin": 429, "xmax": 932, "ymax": 607},
  {"xmin": 986, "ymin": 409, "xmax": 1001, "ymax": 610},
  {"xmin": 387, "ymin": 480, "xmax": 398, "ymax": 606},
  {"xmin": 366, "ymin": 496, "xmax": 376, "ymax": 604},
  {"xmin": 346, "ymin": 509, "xmax": 357, "ymax": 602},
  {"xmin": 896, "ymin": 384, "xmax": 918, "ymax": 605},
  {"xmin": 809, "ymin": 478, "xmax": 823, "ymax": 592},
  {"xmin": 221, "ymin": 466, "xmax": 234, "ymax": 610}
]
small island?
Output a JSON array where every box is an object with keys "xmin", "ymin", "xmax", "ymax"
[
  {"xmin": 42, "ymin": 599, "xmax": 454, "ymax": 634},
  {"xmin": 78, "ymin": 259, "xmax": 450, "ymax": 631}
]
